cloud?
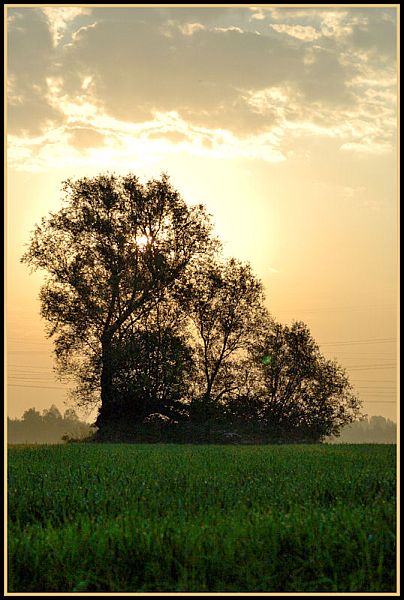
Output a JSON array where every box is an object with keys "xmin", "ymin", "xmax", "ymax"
[
  {"xmin": 7, "ymin": 108, "xmax": 287, "ymax": 174},
  {"xmin": 41, "ymin": 7, "xmax": 92, "ymax": 47},
  {"xmin": 146, "ymin": 130, "xmax": 191, "ymax": 144},
  {"xmin": 214, "ymin": 26, "xmax": 244, "ymax": 34},
  {"xmin": 270, "ymin": 24, "xmax": 322, "ymax": 41},
  {"xmin": 7, "ymin": 8, "xmax": 66, "ymax": 135},
  {"xmin": 249, "ymin": 9, "xmax": 268, "ymax": 22},
  {"xmin": 178, "ymin": 22, "xmax": 206, "ymax": 36},
  {"xmin": 7, "ymin": 6, "xmax": 397, "ymax": 163},
  {"xmin": 349, "ymin": 11, "xmax": 396, "ymax": 59},
  {"xmin": 67, "ymin": 127, "xmax": 105, "ymax": 149},
  {"xmin": 61, "ymin": 13, "xmax": 356, "ymax": 130}
]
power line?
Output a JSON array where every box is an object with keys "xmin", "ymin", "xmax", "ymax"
[
  {"xmin": 350, "ymin": 380, "xmax": 397, "ymax": 383},
  {"xmin": 329, "ymin": 352, "xmax": 397, "ymax": 355},
  {"xmin": 363, "ymin": 401, "xmax": 397, "ymax": 403},
  {"xmin": 321, "ymin": 338, "xmax": 396, "ymax": 347},
  {"xmin": 8, "ymin": 373, "xmax": 56, "ymax": 378},
  {"xmin": 349, "ymin": 353, "xmax": 399, "ymax": 360},
  {"xmin": 355, "ymin": 381, "xmax": 397, "ymax": 390},
  {"xmin": 7, "ymin": 341, "xmax": 49, "ymax": 346},
  {"xmin": 8, "ymin": 351, "xmax": 50, "ymax": 354},
  {"xmin": 359, "ymin": 385, "xmax": 398, "ymax": 390},
  {"xmin": 276, "ymin": 305, "xmax": 396, "ymax": 314},
  {"xmin": 356, "ymin": 388, "xmax": 397, "ymax": 391},
  {"xmin": 358, "ymin": 396, "xmax": 396, "ymax": 398},
  {"xmin": 7, "ymin": 365, "xmax": 54, "ymax": 370},
  {"xmin": 354, "ymin": 383, "xmax": 397, "ymax": 386},
  {"xmin": 8, "ymin": 380, "xmax": 59, "ymax": 384},
  {"xmin": 343, "ymin": 362, "xmax": 398, "ymax": 367},
  {"xmin": 7, "ymin": 337, "xmax": 49, "ymax": 342},
  {"xmin": 7, "ymin": 384, "xmax": 67, "ymax": 390},
  {"xmin": 346, "ymin": 363, "xmax": 396, "ymax": 367},
  {"xmin": 8, "ymin": 371, "xmax": 61, "ymax": 377},
  {"xmin": 7, "ymin": 365, "xmax": 54, "ymax": 373},
  {"xmin": 347, "ymin": 365, "xmax": 396, "ymax": 370}
]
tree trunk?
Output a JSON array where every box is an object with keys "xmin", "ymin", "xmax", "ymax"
[
  {"xmin": 95, "ymin": 337, "xmax": 115, "ymax": 429},
  {"xmin": 204, "ymin": 381, "xmax": 214, "ymax": 426}
]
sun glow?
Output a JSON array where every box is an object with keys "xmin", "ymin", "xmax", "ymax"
[{"xmin": 134, "ymin": 234, "xmax": 150, "ymax": 250}]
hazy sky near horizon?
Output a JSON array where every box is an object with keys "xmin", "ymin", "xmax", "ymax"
[{"xmin": 7, "ymin": 5, "xmax": 398, "ymax": 422}]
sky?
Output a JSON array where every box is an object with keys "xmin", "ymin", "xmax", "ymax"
[{"xmin": 6, "ymin": 5, "xmax": 399, "ymax": 423}]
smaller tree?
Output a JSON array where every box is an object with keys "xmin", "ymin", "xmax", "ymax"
[
  {"xmin": 176, "ymin": 256, "xmax": 267, "ymax": 422},
  {"xmin": 22, "ymin": 408, "xmax": 42, "ymax": 423},
  {"xmin": 252, "ymin": 320, "xmax": 362, "ymax": 441},
  {"xmin": 42, "ymin": 404, "xmax": 63, "ymax": 422}
]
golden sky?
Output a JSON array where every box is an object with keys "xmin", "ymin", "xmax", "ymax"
[{"xmin": 6, "ymin": 5, "xmax": 399, "ymax": 422}]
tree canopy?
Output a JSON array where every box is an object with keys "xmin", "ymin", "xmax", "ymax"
[
  {"xmin": 251, "ymin": 321, "xmax": 362, "ymax": 441},
  {"xmin": 21, "ymin": 171, "xmax": 363, "ymax": 442},
  {"xmin": 22, "ymin": 172, "xmax": 216, "ymax": 428},
  {"xmin": 176, "ymin": 256, "xmax": 268, "ymax": 421}
]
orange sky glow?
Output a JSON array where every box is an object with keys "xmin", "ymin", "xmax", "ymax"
[{"xmin": 6, "ymin": 5, "xmax": 399, "ymax": 423}]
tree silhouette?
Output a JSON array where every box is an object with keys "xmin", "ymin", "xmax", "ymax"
[
  {"xmin": 252, "ymin": 321, "xmax": 362, "ymax": 441},
  {"xmin": 176, "ymin": 256, "xmax": 268, "ymax": 422},
  {"xmin": 8, "ymin": 406, "xmax": 95, "ymax": 444},
  {"xmin": 21, "ymin": 172, "xmax": 216, "ymax": 431},
  {"xmin": 42, "ymin": 404, "xmax": 62, "ymax": 423},
  {"xmin": 22, "ymin": 408, "xmax": 42, "ymax": 424},
  {"xmin": 106, "ymin": 292, "xmax": 195, "ymax": 424},
  {"xmin": 21, "ymin": 171, "xmax": 363, "ymax": 442}
]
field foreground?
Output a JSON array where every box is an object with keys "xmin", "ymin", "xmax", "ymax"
[{"xmin": 8, "ymin": 444, "xmax": 396, "ymax": 593}]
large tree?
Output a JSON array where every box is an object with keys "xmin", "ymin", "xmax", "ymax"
[
  {"xmin": 21, "ymin": 172, "xmax": 216, "ymax": 430},
  {"xmin": 252, "ymin": 320, "xmax": 363, "ymax": 441}
]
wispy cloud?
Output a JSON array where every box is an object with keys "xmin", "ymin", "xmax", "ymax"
[
  {"xmin": 178, "ymin": 22, "xmax": 205, "ymax": 36},
  {"xmin": 270, "ymin": 24, "xmax": 322, "ymax": 41},
  {"xmin": 41, "ymin": 7, "xmax": 91, "ymax": 47}
]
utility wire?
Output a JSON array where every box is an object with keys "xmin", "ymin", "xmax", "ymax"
[
  {"xmin": 321, "ymin": 338, "xmax": 396, "ymax": 347},
  {"xmin": 7, "ymin": 384, "xmax": 67, "ymax": 390}
]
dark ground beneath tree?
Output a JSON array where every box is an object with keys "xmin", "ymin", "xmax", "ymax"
[{"xmin": 87, "ymin": 421, "xmax": 324, "ymax": 445}]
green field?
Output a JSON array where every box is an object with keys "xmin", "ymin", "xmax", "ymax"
[{"xmin": 8, "ymin": 444, "xmax": 396, "ymax": 593}]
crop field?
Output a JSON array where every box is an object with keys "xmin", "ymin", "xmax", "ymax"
[{"xmin": 8, "ymin": 443, "xmax": 396, "ymax": 593}]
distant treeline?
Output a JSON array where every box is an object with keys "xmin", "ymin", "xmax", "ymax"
[
  {"xmin": 7, "ymin": 405, "xmax": 95, "ymax": 444},
  {"xmin": 7, "ymin": 406, "xmax": 396, "ymax": 445},
  {"xmin": 327, "ymin": 416, "xmax": 396, "ymax": 444}
]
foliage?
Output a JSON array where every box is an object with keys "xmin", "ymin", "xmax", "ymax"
[
  {"xmin": 175, "ymin": 256, "xmax": 268, "ymax": 420},
  {"xmin": 244, "ymin": 321, "xmax": 361, "ymax": 441},
  {"xmin": 107, "ymin": 298, "xmax": 195, "ymax": 424},
  {"xmin": 21, "ymin": 172, "xmax": 216, "ymax": 428},
  {"xmin": 21, "ymin": 171, "xmax": 363, "ymax": 441},
  {"xmin": 8, "ymin": 443, "xmax": 396, "ymax": 592}
]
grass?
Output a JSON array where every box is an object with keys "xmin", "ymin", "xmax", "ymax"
[{"xmin": 8, "ymin": 443, "xmax": 396, "ymax": 592}]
